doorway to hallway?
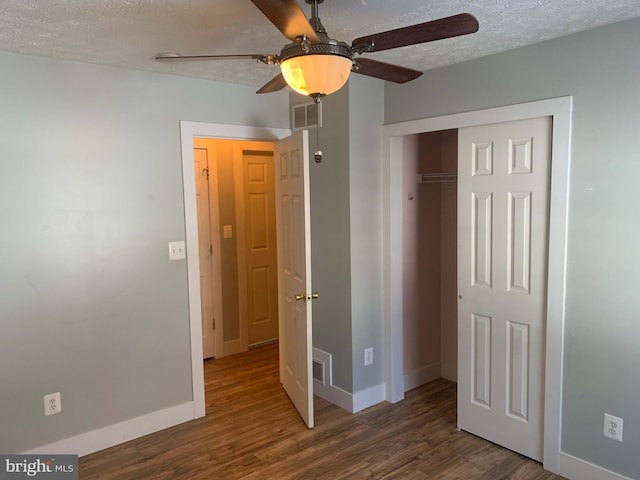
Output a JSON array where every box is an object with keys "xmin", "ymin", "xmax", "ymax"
[{"xmin": 193, "ymin": 138, "xmax": 279, "ymax": 359}]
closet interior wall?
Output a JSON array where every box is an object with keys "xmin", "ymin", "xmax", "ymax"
[{"xmin": 402, "ymin": 129, "xmax": 458, "ymax": 392}]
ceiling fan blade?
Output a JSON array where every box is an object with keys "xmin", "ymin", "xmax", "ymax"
[
  {"xmin": 257, "ymin": 73, "xmax": 288, "ymax": 94},
  {"xmin": 251, "ymin": 0, "xmax": 319, "ymax": 43},
  {"xmin": 353, "ymin": 58, "xmax": 422, "ymax": 84},
  {"xmin": 154, "ymin": 53, "xmax": 274, "ymax": 62},
  {"xmin": 352, "ymin": 13, "xmax": 479, "ymax": 53}
]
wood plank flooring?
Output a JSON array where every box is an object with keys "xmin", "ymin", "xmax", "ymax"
[{"xmin": 80, "ymin": 342, "xmax": 566, "ymax": 479}]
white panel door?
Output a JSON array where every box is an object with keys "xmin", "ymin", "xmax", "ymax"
[
  {"xmin": 457, "ymin": 117, "xmax": 551, "ymax": 461},
  {"xmin": 274, "ymin": 130, "xmax": 314, "ymax": 428}
]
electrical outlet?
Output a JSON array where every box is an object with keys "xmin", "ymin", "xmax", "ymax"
[
  {"xmin": 44, "ymin": 392, "xmax": 62, "ymax": 416},
  {"xmin": 604, "ymin": 413, "xmax": 623, "ymax": 442},
  {"xmin": 364, "ymin": 347, "xmax": 373, "ymax": 366}
]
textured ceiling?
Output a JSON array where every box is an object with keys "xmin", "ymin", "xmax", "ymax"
[{"xmin": 1, "ymin": 0, "xmax": 639, "ymax": 90}]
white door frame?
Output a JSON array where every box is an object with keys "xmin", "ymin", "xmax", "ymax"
[
  {"xmin": 382, "ymin": 97, "xmax": 572, "ymax": 474},
  {"xmin": 180, "ymin": 121, "xmax": 291, "ymax": 419}
]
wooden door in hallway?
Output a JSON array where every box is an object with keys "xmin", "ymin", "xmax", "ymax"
[
  {"xmin": 457, "ymin": 117, "xmax": 551, "ymax": 461},
  {"xmin": 240, "ymin": 147, "xmax": 279, "ymax": 346},
  {"xmin": 193, "ymin": 144, "xmax": 216, "ymax": 359}
]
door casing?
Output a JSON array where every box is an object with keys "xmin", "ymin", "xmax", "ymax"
[{"xmin": 382, "ymin": 97, "xmax": 572, "ymax": 474}]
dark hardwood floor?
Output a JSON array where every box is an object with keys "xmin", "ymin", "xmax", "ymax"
[{"xmin": 80, "ymin": 342, "xmax": 565, "ymax": 479}]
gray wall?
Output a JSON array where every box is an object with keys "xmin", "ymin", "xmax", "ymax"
[
  {"xmin": 347, "ymin": 76, "xmax": 385, "ymax": 392},
  {"xmin": 0, "ymin": 51, "xmax": 289, "ymax": 452},
  {"xmin": 294, "ymin": 75, "xmax": 386, "ymax": 395},
  {"xmin": 294, "ymin": 88, "xmax": 354, "ymax": 392},
  {"xmin": 385, "ymin": 18, "xmax": 640, "ymax": 479}
]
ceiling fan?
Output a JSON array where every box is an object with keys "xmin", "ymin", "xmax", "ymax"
[{"xmin": 155, "ymin": 0, "xmax": 479, "ymax": 103}]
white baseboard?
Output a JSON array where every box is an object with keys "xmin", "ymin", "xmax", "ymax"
[
  {"xmin": 311, "ymin": 347, "xmax": 385, "ymax": 414},
  {"xmin": 24, "ymin": 402, "xmax": 195, "ymax": 457},
  {"xmin": 559, "ymin": 452, "xmax": 635, "ymax": 480},
  {"xmin": 440, "ymin": 361, "xmax": 457, "ymax": 382},
  {"xmin": 353, "ymin": 383, "xmax": 386, "ymax": 413},
  {"xmin": 404, "ymin": 362, "xmax": 441, "ymax": 392},
  {"xmin": 314, "ymin": 381, "xmax": 385, "ymax": 414},
  {"xmin": 314, "ymin": 381, "xmax": 353, "ymax": 412}
]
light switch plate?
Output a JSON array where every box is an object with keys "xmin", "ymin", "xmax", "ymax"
[
  {"xmin": 168, "ymin": 241, "xmax": 186, "ymax": 260},
  {"xmin": 223, "ymin": 225, "xmax": 233, "ymax": 239},
  {"xmin": 364, "ymin": 347, "xmax": 373, "ymax": 366}
]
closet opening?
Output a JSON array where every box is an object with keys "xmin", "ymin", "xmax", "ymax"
[{"xmin": 401, "ymin": 129, "xmax": 458, "ymax": 391}]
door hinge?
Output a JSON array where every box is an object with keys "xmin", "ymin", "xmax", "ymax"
[
  {"xmin": 210, "ymin": 244, "xmax": 213, "ymax": 255},
  {"xmin": 203, "ymin": 167, "xmax": 209, "ymax": 180},
  {"xmin": 212, "ymin": 317, "xmax": 216, "ymax": 330}
]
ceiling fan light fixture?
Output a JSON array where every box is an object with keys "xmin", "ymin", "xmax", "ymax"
[
  {"xmin": 279, "ymin": 40, "xmax": 353, "ymax": 98},
  {"xmin": 280, "ymin": 54, "xmax": 352, "ymax": 97}
]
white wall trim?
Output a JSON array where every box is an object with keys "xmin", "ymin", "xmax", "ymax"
[
  {"xmin": 403, "ymin": 362, "xmax": 441, "ymax": 392},
  {"xmin": 353, "ymin": 384, "xmax": 386, "ymax": 413},
  {"xmin": 559, "ymin": 453, "xmax": 635, "ymax": 480},
  {"xmin": 383, "ymin": 132, "xmax": 405, "ymax": 405},
  {"xmin": 313, "ymin": 382, "xmax": 353, "ymax": 412},
  {"xmin": 313, "ymin": 382, "xmax": 386, "ymax": 414},
  {"xmin": 24, "ymin": 402, "xmax": 194, "ymax": 457},
  {"xmin": 180, "ymin": 121, "xmax": 291, "ymax": 420},
  {"xmin": 382, "ymin": 96, "xmax": 572, "ymax": 475},
  {"xmin": 543, "ymin": 98, "xmax": 572, "ymax": 473}
]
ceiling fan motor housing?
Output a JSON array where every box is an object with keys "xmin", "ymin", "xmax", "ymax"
[{"xmin": 278, "ymin": 39, "xmax": 352, "ymax": 63}]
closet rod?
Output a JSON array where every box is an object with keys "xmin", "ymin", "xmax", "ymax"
[{"xmin": 418, "ymin": 173, "xmax": 458, "ymax": 184}]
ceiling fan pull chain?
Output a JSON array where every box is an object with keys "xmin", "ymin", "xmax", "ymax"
[{"xmin": 314, "ymin": 123, "xmax": 323, "ymax": 163}]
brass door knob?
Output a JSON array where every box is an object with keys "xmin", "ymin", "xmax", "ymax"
[{"xmin": 295, "ymin": 292, "xmax": 319, "ymax": 301}]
